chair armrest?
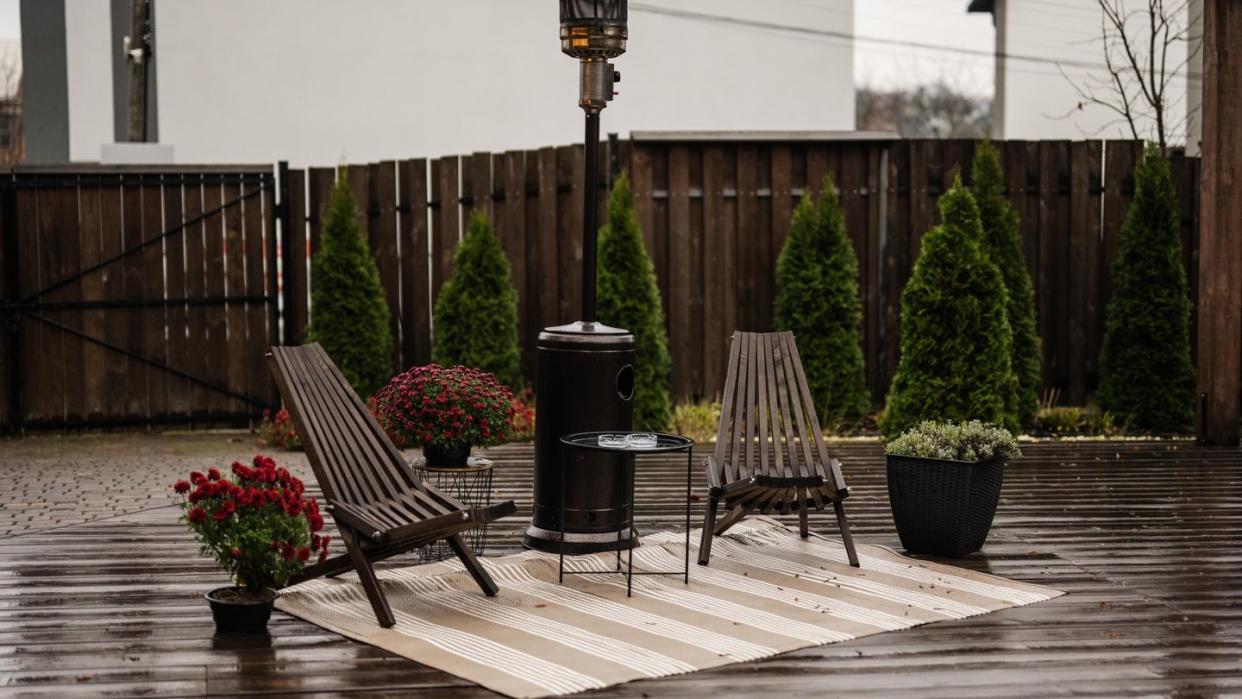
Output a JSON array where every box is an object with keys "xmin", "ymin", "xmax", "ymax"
[
  {"xmin": 327, "ymin": 501, "xmax": 386, "ymax": 542},
  {"xmin": 705, "ymin": 454, "xmax": 723, "ymax": 490}
]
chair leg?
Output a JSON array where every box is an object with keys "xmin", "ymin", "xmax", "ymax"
[
  {"xmin": 713, "ymin": 503, "xmax": 750, "ymax": 536},
  {"xmin": 339, "ymin": 528, "xmax": 395, "ymax": 628},
  {"xmin": 834, "ymin": 499, "xmax": 860, "ymax": 568},
  {"xmin": 447, "ymin": 534, "xmax": 499, "ymax": 597},
  {"xmin": 798, "ymin": 488, "xmax": 809, "ymax": 539},
  {"xmin": 697, "ymin": 494, "xmax": 720, "ymax": 565}
]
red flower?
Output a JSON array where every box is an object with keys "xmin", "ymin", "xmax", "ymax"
[
  {"xmin": 173, "ymin": 480, "xmax": 191, "ymax": 494},
  {"xmin": 296, "ymin": 546, "xmax": 311, "ymax": 562},
  {"xmin": 207, "ymin": 467, "xmax": 222, "ymax": 482},
  {"xmin": 187, "ymin": 507, "xmax": 207, "ymax": 524},
  {"xmin": 190, "ymin": 471, "xmax": 207, "ymax": 486},
  {"xmin": 318, "ymin": 548, "xmax": 329, "ymax": 564},
  {"xmin": 229, "ymin": 546, "xmax": 242, "ymax": 558},
  {"xmin": 308, "ymin": 513, "xmax": 324, "ymax": 532}
]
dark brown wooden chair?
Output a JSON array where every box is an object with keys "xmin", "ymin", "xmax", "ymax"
[
  {"xmin": 698, "ymin": 331, "xmax": 860, "ymax": 568},
  {"xmin": 268, "ymin": 343, "xmax": 516, "ymax": 628}
]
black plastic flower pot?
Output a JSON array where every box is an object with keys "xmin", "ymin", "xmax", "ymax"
[
  {"xmin": 885, "ymin": 453, "xmax": 1006, "ymax": 558},
  {"xmin": 205, "ymin": 586, "xmax": 276, "ymax": 634}
]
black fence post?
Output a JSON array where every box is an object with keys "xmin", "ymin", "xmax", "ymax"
[
  {"xmin": 276, "ymin": 160, "xmax": 293, "ymax": 347},
  {"xmin": 1, "ymin": 173, "xmax": 22, "ymax": 434}
]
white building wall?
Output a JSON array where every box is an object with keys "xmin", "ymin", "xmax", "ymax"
[
  {"xmin": 64, "ymin": 0, "xmax": 113, "ymax": 162},
  {"xmin": 995, "ymin": 0, "xmax": 1191, "ymax": 145},
  {"xmin": 145, "ymin": 0, "xmax": 853, "ymax": 167}
]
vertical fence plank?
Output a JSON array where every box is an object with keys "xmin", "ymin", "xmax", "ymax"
[
  {"xmin": 222, "ymin": 177, "xmax": 248, "ymax": 415},
  {"xmin": 650, "ymin": 144, "xmax": 671, "ymax": 314},
  {"xmin": 557, "ymin": 144, "xmax": 583, "ymax": 323},
  {"xmin": 522, "ymin": 151, "xmax": 542, "ymax": 378},
  {"xmin": 181, "ymin": 176, "xmax": 210, "ymax": 417},
  {"xmin": 1036, "ymin": 141, "xmax": 1072, "ymax": 395},
  {"xmin": 140, "ymin": 177, "xmax": 168, "ymax": 421},
  {"xmin": 883, "ymin": 141, "xmax": 909, "ymax": 391},
  {"xmin": 78, "ymin": 180, "xmax": 108, "ymax": 422},
  {"xmin": 398, "ymin": 158, "xmax": 430, "ymax": 368},
  {"xmin": 1069, "ymin": 141, "xmax": 1102, "ymax": 402},
  {"xmin": 53, "ymin": 180, "xmax": 82, "ymax": 423},
  {"xmin": 702, "ymin": 144, "xmax": 726, "ymax": 397},
  {"xmin": 467, "ymin": 152, "xmax": 493, "ymax": 221},
  {"xmin": 368, "ymin": 161, "xmax": 401, "ymax": 371},
  {"xmin": 431, "ymin": 156, "xmax": 460, "ymax": 306},
  {"xmin": 498, "ymin": 151, "xmax": 528, "ymax": 367},
  {"xmin": 735, "ymin": 145, "xmax": 760, "ymax": 333},
  {"xmin": 242, "ymin": 176, "xmax": 271, "ymax": 412},
  {"xmin": 667, "ymin": 144, "xmax": 692, "ymax": 398},
  {"xmin": 202, "ymin": 180, "xmax": 231, "ymax": 418},
  {"xmin": 163, "ymin": 174, "xmax": 191, "ymax": 418},
  {"xmin": 769, "ymin": 143, "xmax": 793, "ymax": 330},
  {"xmin": 94, "ymin": 179, "xmax": 126, "ymax": 421},
  {"xmin": 535, "ymin": 148, "xmax": 559, "ymax": 332}
]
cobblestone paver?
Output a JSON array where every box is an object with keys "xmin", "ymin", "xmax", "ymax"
[{"xmin": 0, "ymin": 432, "xmax": 316, "ymax": 538}]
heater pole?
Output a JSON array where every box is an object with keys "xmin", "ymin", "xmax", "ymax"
[{"xmin": 582, "ymin": 110, "xmax": 601, "ymax": 324}]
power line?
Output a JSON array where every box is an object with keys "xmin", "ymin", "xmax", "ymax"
[{"xmin": 628, "ymin": 2, "xmax": 1203, "ymax": 83}]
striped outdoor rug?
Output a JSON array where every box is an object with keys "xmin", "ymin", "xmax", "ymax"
[{"xmin": 277, "ymin": 517, "xmax": 1063, "ymax": 698}]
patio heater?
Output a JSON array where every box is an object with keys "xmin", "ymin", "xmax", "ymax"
[{"xmin": 523, "ymin": 0, "xmax": 637, "ymax": 554}]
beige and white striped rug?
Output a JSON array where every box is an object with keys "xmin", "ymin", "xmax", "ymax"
[{"xmin": 277, "ymin": 518, "xmax": 1063, "ymax": 698}]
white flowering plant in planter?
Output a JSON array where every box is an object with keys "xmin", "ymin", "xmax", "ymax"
[{"xmin": 885, "ymin": 420, "xmax": 1020, "ymax": 462}]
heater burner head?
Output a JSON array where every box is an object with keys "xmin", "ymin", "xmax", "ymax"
[{"xmin": 560, "ymin": 0, "xmax": 628, "ymax": 59}]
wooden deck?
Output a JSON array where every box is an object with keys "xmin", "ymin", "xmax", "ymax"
[{"xmin": 2, "ymin": 439, "xmax": 1240, "ymax": 697}]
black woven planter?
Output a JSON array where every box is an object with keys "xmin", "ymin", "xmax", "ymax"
[{"xmin": 886, "ymin": 453, "xmax": 1005, "ymax": 557}]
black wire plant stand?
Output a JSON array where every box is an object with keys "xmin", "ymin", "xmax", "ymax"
[{"xmin": 410, "ymin": 456, "xmax": 496, "ymax": 563}]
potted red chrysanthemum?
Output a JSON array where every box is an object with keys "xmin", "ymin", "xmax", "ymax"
[
  {"xmin": 172, "ymin": 455, "xmax": 330, "ymax": 634},
  {"xmin": 372, "ymin": 364, "xmax": 515, "ymax": 467}
]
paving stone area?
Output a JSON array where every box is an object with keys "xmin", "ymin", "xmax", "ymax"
[{"xmin": 0, "ymin": 432, "xmax": 317, "ymax": 537}]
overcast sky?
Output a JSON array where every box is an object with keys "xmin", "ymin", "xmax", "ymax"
[{"xmin": 0, "ymin": 0, "xmax": 996, "ymax": 94}]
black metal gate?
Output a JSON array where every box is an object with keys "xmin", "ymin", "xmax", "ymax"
[{"xmin": 0, "ymin": 166, "xmax": 283, "ymax": 430}]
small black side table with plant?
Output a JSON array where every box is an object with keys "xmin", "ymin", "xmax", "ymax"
[{"xmin": 884, "ymin": 420, "xmax": 1020, "ymax": 557}]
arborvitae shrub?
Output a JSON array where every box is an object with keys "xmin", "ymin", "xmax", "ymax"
[
  {"xmin": 1097, "ymin": 146, "xmax": 1195, "ymax": 432},
  {"xmin": 597, "ymin": 172, "xmax": 672, "ymax": 430},
  {"xmin": 880, "ymin": 178, "xmax": 1018, "ymax": 437},
  {"xmin": 972, "ymin": 141, "xmax": 1041, "ymax": 426},
  {"xmin": 432, "ymin": 210, "xmax": 523, "ymax": 390},
  {"xmin": 305, "ymin": 173, "xmax": 393, "ymax": 397},
  {"xmin": 774, "ymin": 175, "xmax": 870, "ymax": 429}
]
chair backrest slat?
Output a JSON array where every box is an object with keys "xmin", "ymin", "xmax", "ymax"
[
  {"xmin": 778, "ymin": 332, "xmax": 818, "ymax": 479},
  {"xmin": 743, "ymin": 332, "xmax": 758, "ymax": 479},
  {"xmin": 783, "ymin": 331, "xmax": 834, "ymax": 478},
  {"xmin": 714, "ymin": 331, "xmax": 836, "ymax": 485},
  {"xmin": 268, "ymin": 344, "xmax": 416, "ymax": 506},
  {"xmin": 713, "ymin": 332, "xmax": 743, "ymax": 480}
]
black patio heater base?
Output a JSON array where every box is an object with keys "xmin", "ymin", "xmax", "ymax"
[
  {"xmin": 523, "ymin": 322, "xmax": 636, "ymax": 555},
  {"xmin": 525, "ymin": 1, "xmax": 634, "ymax": 554}
]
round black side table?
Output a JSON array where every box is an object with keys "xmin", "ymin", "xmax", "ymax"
[
  {"xmin": 411, "ymin": 456, "xmax": 495, "ymax": 563},
  {"xmin": 557, "ymin": 431, "xmax": 694, "ymax": 596}
]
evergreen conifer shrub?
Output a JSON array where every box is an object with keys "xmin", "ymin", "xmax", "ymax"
[
  {"xmin": 305, "ymin": 173, "xmax": 393, "ymax": 397},
  {"xmin": 774, "ymin": 175, "xmax": 870, "ymax": 429},
  {"xmin": 432, "ymin": 210, "xmax": 523, "ymax": 390},
  {"xmin": 880, "ymin": 178, "xmax": 1018, "ymax": 437},
  {"xmin": 597, "ymin": 172, "xmax": 672, "ymax": 430},
  {"xmin": 1097, "ymin": 146, "xmax": 1195, "ymax": 432},
  {"xmin": 972, "ymin": 142, "xmax": 1041, "ymax": 425}
]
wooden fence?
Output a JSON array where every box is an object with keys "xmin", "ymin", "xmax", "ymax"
[{"xmin": 0, "ymin": 138, "xmax": 1201, "ymax": 429}]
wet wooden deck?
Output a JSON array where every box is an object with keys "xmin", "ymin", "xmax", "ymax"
[{"xmin": 2, "ymin": 440, "xmax": 1240, "ymax": 697}]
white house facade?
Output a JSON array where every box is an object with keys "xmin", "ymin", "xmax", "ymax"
[{"xmin": 22, "ymin": 0, "xmax": 857, "ymax": 167}]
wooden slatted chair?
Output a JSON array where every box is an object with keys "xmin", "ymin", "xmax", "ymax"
[
  {"xmin": 268, "ymin": 343, "xmax": 516, "ymax": 628},
  {"xmin": 698, "ymin": 331, "xmax": 860, "ymax": 568}
]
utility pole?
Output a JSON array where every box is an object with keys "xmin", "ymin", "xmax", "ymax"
[
  {"xmin": 125, "ymin": 0, "xmax": 149, "ymax": 142},
  {"xmin": 1196, "ymin": 0, "xmax": 1242, "ymax": 446}
]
